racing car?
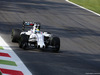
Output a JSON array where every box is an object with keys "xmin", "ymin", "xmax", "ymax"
[{"xmin": 11, "ymin": 21, "xmax": 60, "ymax": 52}]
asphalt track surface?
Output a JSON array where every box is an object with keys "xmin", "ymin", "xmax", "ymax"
[{"xmin": 0, "ymin": 0, "xmax": 100, "ymax": 75}]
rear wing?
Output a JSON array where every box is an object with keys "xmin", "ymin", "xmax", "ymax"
[
  {"xmin": 22, "ymin": 21, "xmax": 41, "ymax": 30},
  {"xmin": 23, "ymin": 21, "xmax": 40, "ymax": 26}
]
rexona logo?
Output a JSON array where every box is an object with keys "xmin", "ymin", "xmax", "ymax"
[{"xmin": 0, "ymin": 36, "xmax": 32, "ymax": 75}]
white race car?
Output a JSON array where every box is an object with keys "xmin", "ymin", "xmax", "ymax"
[{"xmin": 11, "ymin": 21, "xmax": 60, "ymax": 52}]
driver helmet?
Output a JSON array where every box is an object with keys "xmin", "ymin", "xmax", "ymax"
[{"xmin": 35, "ymin": 29, "xmax": 40, "ymax": 33}]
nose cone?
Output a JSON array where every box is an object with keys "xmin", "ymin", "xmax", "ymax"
[{"xmin": 37, "ymin": 33, "xmax": 45, "ymax": 48}]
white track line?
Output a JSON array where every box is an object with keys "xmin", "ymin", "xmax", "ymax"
[
  {"xmin": 0, "ymin": 57, "xmax": 13, "ymax": 61},
  {"xmin": 66, "ymin": 0, "xmax": 100, "ymax": 17},
  {"xmin": 0, "ymin": 36, "xmax": 32, "ymax": 75}
]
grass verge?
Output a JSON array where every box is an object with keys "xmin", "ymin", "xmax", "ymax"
[{"xmin": 69, "ymin": 0, "xmax": 100, "ymax": 14}]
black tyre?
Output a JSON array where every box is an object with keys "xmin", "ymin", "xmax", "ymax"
[
  {"xmin": 19, "ymin": 34, "xmax": 29, "ymax": 49},
  {"xmin": 11, "ymin": 29, "xmax": 21, "ymax": 42},
  {"xmin": 50, "ymin": 37, "xmax": 60, "ymax": 52}
]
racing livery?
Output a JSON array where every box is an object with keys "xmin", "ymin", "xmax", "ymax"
[{"xmin": 11, "ymin": 21, "xmax": 60, "ymax": 52}]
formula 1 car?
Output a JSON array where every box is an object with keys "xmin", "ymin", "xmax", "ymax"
[{"xmin": 11, "ymin": 21, "xmax": 60, "ymax": 52}]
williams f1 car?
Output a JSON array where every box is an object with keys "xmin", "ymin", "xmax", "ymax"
[{"xmin": 11, "ymin": 21, "xmax": 60, "ymax": 52}]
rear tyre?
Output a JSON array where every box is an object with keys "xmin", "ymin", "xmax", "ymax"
[
  {"xmin": 50, "ymin": 37, "xmax": 60, "ymax": 52},
  {"xmin": 11, "ymin": 29, "xmax": 21, "ymax": 42},
  {"xmin": 19, "ymin": 34, "xmax": 29, "ymax": 50}
]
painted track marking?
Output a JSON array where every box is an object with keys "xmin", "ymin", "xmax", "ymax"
[
  {"xmin": 66, "ymin": 0, "xmax": 100, "ymax": 16},
  {"xmin": 0, "ymin": 36, "xmax": 32, "ymax": 75}
]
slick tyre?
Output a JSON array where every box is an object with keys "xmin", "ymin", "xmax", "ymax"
[
  {"xmin": 11, "ymin": 29, "xmax": 21, "ymax": 42},
  {"xmin": 50, "ymin": 37, "xmax": 60, "ymax": 52},
  {"xmin": 19, "ymin": 34, "xmax": 29, "ymax": 50}
]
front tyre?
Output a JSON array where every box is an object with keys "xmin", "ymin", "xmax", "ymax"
[
  {"xmin": 50, "ymin": 37, "xmax": 60, "ymax": 52},
  {"xmin": 19, "ymin": 34, "xmax": 29, "ymax": 50},
  {"xmin": 11, "ymin": 29, "xmax": 21, "ymax": 42}
]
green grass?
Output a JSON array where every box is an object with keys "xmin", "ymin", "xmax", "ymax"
[{"xmin": 69, "ymin": 0, "xmax": 100, "ymax": 14}]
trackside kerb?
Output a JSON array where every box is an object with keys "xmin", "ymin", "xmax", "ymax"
[
  {"xmin": 0, "ymin": 36, "xmax": 32, "ymax": 75},
  {"xmin": 0, "ymin": 46, "xmax": 4, "ymax": 50}
]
